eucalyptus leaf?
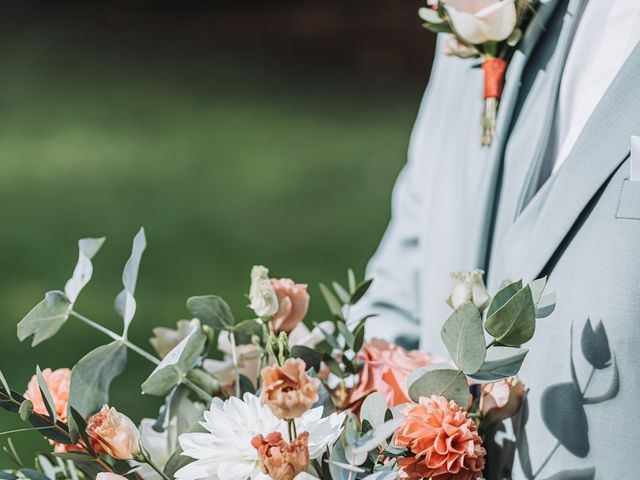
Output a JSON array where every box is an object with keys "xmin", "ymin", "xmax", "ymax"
[
  {"xmin": 506, "ymin": 28, "xmax": 523, "ymax": 47},
  {"xmin": 320, "ymin": 283, "xmax": 343, "ymax": 319},
  {"xmin": 352, "ymin": 418, "xmax": 402, "ymax": 454},
  {"xmin": 69, "ymin": 341, "xmax": 127, "ymax": 417},
  {"xmin": 536, "ymin": 291, "xmax": 557, "ymax": 318},
  {"xmin": 233, "ymin": 319, "xmax": 262, "ymax": 344},
  {"xmin": 114, "ymin": 228, "xmax": 147, "ymax": 339},
  {"xmin": 142, "ymin": 327, "xmax": 207, "ymax": 396},
  {"xmin": 440, "ymin": 303, "xmax": 486, "ymax": 374},
  {"xmin": 36, "ymin": 366, "xmax": 57, "ymax": 423},
  {"xmin": 64, "ymin": 237, "xmax": 106, "ymax": 304},
  {"xmin": 408, "ymin": 368, "xmax": 469, "ymax": 408},
  {"xmin": 17, "ymin": 291, "xmax": 72, "ymax": 347},
  {"xmin": 467, "ymin": 347, "xmax": 528, "ymax": 383},
  {"xmin": 18, "ymin": 400, "xmax": 33, "ymax": 422},
  {"xmin": 423, "ymin": 22, "xmax": 453, "ymax": 34},
  {"xmin": 485, "ymin": 285, "xmax": 536, "ymax": 346},
  {"xmin": 487, "ymin": 280, "xmax": 522, "ymax": 318},
  {"xmin": 328, "ymin": 439, "xmax": 351, "ymax": 480},
  {"xmin": 528, "ymin": 277, "xmax": 547, "ymax": 305},
  {"xmin": 186, "ymin": 295, "xmax": 235, "ymax": 330},
  {"xmin": 360, "ymin": 392, "xmax": 387, "ymax": 429}
]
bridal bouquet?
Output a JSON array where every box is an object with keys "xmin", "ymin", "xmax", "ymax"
[{"xmin": 1, "ymin": 228, "xmax": 555, "ymax": 480}]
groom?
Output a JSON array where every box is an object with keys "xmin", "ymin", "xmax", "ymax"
[{"xmin": 353, "ymin": 0, "xmax": 640, "ymax": 478}]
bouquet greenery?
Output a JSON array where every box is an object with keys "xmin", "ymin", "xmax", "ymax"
[{"xmin": 1, "ymin": 228, "xmax": 554, "ymax": 480}]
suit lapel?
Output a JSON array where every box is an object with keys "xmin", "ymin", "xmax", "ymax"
[
  {"xmin": 496, "ymin": 41, "xmax": 640, "ymax": 283},
  {"xmin": 474, "ymin": 0, "xmax": 564, "ymax": 268}
]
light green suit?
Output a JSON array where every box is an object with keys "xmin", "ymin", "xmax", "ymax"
[{"xmin": 354, "ymin": 0, "xmax": 640, "ymax": 477}]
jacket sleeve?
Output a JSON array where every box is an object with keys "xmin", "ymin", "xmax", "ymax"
[{"xmin": 348, "ymin": 39, "xmax": 447, "ymax": 350}]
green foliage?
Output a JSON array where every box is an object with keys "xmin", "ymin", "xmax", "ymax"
[
  {"xmin": 186, "ymin": 295, "xmax": 235, "ymax": 330},
  {"xmin": 114, "ymin": 228, "xmax": 147, "ymax": 339},
  {"xmin": 485, "ymin": 285, "xmax": 536, "ymax": 346},
  {"xmin": 408, "ymin": 368, "xmax": 469, "ymax": 408},
  {"xmin": 68, "ymin": 341, "xmax": 128, "ymax": 417},
  {"xmin": 142, "ymin": 326, "xmax": 207, "ymax": 396},
  {"xmin": 468, "ymin": 347, "xmax": 528, "ymax": 383},
  {"xmin": 17, "ymin": 292, "xmax": 72, "ymax": 347},
  {"xmin": 487, "ymin": 280, "xmax": 522, "ymax": 318},
  {"xmin": 440, "ymin": 303, "xmax": 486, "ymax": 374},
  {"xmin": 360, "ymin": 392, "xmax": 387, "ymax": 429}
]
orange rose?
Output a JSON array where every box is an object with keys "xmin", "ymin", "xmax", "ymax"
[
  {"xmin": 260, "ymin": 359, "xmax": 319, "ymax": 420},
  {"xmin": 87, "ymin": 405, "xmax": 141, "ymax": 460},
  {"xmin": 252, "ymin": 431, "xmax": 309, "ymax": 480},
  {"xmin": 271, "ymin": 279, "xmax": 310, "ymax": 334},
  {"xmin": 350, "ymin": 340, "xmax": 434, "ymax": 407},
  {"xmin": 480, "ymin": 377, "xmax": 525, "ymax": 423},
  {"xmin": 24, "ymin": 368, "xmax": 71, "ymax": 422},
  {"xmin": 395, "ymin": 395, "xmax": 485, "ymax": 480}
]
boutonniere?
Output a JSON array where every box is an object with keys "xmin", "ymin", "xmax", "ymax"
[{"xmin": 419, "ymin": 0, "xmax": 538, "ymax": 147}]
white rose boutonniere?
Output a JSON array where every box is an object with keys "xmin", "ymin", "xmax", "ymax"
[{"xmin": 419, "ymin": 0, "xmax": 538, "ymax": 147}]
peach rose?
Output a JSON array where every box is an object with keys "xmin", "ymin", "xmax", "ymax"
[
  {"xmin": 395, "ymin": 395, "xmax": 485, "ymax": 480},
  {"xmin": 260, "ymin": 359, "xmax": 319, "ymax": 420},
  {"xmin": 87, "ymin": 405, "xmax": 141, "ymax": 460},
  {"xmin": 350, "ymin": 340, "xmax": 434, "ymax": 408},
  {"xmin": 480, "ymin": 377, "xmax": 525, "ymax": 423},
  {"xmin": 271, "ymin": 278, "xmax": 310, "ymax": 334},
  {"xmin": 252, "ymin": 431, "xmax": 310, "ymax": 480},
  {"xmin": 24, "ymin": 368, "xmax": 71, "ymax": 422}
]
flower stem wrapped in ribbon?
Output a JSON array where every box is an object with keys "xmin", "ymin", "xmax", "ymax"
[{"xmin": 419, "ymin": 0, "xmax": 538, "ymax": 146}]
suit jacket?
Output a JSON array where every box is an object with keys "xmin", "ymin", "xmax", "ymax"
[{"xmin": 353, "ymin": 0, "xmax": 640, "ymax": 477}]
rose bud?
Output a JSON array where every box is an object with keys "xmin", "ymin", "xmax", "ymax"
[
  {"xmin": 260, "ymin": 358, "xmax": 319, "ymax": 420},
  {"xmin": 252, "ymin": 431, "xmax": 310, "ymax": 480},
  {"xmin": 271, "ymin": 278, "xmax": 310, "ymax": 334},
  {"xmin": 446, "ymin": 269, "xmax": 491, "ymax": 312},
  {"xmin": 149, "ymin": 319, "xmax": 199, "ymax": 358},
  {"xmin": 480, "ymin": 377, "xmax": 525, "ymax": 423},
  {"xmin": 249, "ymin": 266, "xmax": 279, "ymax": 318},
  {"xmin": 87, "ymin": 405, "xmax": 141, "ymax": 460}
]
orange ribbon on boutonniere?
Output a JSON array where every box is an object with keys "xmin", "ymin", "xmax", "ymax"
[{"xmin": 419, "ymin": 0, "xmax": 538, "ymax": 147}]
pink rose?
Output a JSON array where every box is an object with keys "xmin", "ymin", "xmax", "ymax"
[
  {"xmin": 480, "ymin": 377, "xmax": 525, "ymax": 423},
  {"xmin": 87, "ymin": 405, "xmax": 141, "ymax": 460},
  {"xmin": 24, "ymin": 368, "xmax": 71, "ymax": 422},
  {"xmin": 351, "ymin": 340, "xmax": 435, "ymax": 408},
  {"xmin": 271, "ymin": 279, "xmax": 309, "ymax": 334}
]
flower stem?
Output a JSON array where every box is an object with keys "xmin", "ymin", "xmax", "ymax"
[
  {"xmin": 70, "ymin": 310, "xmax": 160, "ymax": 366},
  {"xmin": 139, "ymin": 448, "xmax": 172, "ymax": 480},
  {"xmin": 287, "ymin": 419, "xmax": 297, "ymax": 443},
  {"xmin": 229, "ymin": 331, "xmax": 242, "ymax": 398}
]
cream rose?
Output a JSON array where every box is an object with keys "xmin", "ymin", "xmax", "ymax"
[
  {"xmin": 446, "ymin": 269, "xmax": 491, "ymax": 311},
  {"xmin": 442, "ymin": 0, "xmax": 517, "ymax": 44},
  {"xmin": 249, "ymin": 265, "xmax": 279, "ymax": 318}
]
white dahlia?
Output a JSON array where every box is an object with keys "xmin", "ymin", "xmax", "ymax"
[{"xmin": 176, "ymin": 393, "xmax": 345, "ymax": 480}]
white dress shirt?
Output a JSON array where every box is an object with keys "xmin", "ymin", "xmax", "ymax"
[{"xmin": 549, "ymin": 0, "xmax": 640, "ymax": 173}]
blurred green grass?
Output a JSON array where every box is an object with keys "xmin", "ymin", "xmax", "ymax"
[{"xmin": 0, "ymin": 34, "xmax": 421, "ymax": 465}]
